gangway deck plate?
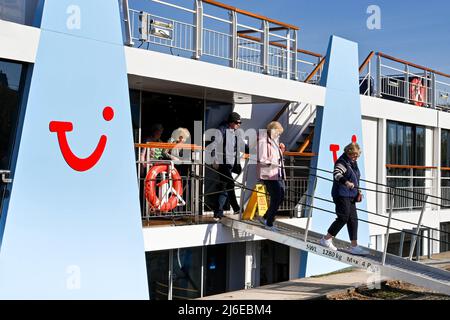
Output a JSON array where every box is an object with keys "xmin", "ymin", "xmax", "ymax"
[{"xmin": 220, "ymin": 216, "xmax": 450, "ymax": 295}]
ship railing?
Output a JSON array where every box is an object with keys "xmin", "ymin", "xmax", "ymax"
[
  {"xmin": 386, "ymin": 165, "xmax": 436, "ymax": 211},
  {"xmin": 136, "ymin": 142, "xmax": 203, "ymax": 221},
  {"xmin": 359, "ymin": 51, "xmax": 450, "ymax": 111},
  {"xmin": 441, "ymin": 169, "xmax": 450, "ymax": 208},
  {"xmin": 122, "ymin": 0, "xmax": 322, "ymax": 82}
]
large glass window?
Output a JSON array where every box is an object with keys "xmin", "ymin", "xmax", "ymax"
[
  {"xmin": 0, "ymin": 0, "xmax": 41, "ymax": 26},
  {"xmin": 260, "ymin": 240, "xmax": 289, "ymax": 286},
  {"xmin": 146, "ymin": 250, "xmax": 170, "ymax": 300},
  {"xmin": 440, "ymin": 222, "xmax": 450, "ymax": 253},
  {"xmin": 386, "ymin": 121, "xmax": 426, "ymax": 210},
  {"xmin": 387, "ymin": 121, "xmax": 425, "ymax": 166},
  {"xmin": 441, "ymin": 130, "xmax": 450, "ymax": 207},
  {"xmin": 172, "ymin": 247, "xmax": 202, "ymax": 300},
  {"xmin": 0, "ymin": 59, "xmax": 27, "ymax": 214}
]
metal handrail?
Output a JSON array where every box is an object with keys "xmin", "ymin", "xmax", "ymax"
[
  {"xmin": 201, "ymin": 0, "xmax": 300, "ymax": 30},
  {"xmin": 386, "ymin": 164, "xmax": 437, "ymax": 170},
  {"xmin": 378, "ymin": 52, "xmax": 450, "ymax": 79},
  {"xmin": 359, "ymin": 51, "xmax": 375, "ymax": 73},
  {"xmin": 237, "ymin": 34, "xmax": 321, "ymax": 60},
  {"xmin": 304, "ymin": 57, "xmax": 325, "ymax": 83}
]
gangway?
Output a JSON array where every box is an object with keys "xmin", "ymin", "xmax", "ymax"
[{"xmin": 221, "ymin": 215, "xmax": 450, "ymax": 295}]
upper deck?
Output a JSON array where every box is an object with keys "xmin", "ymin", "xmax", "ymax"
[
  {"xmin": 121, "ymin": 0, "xmax": 450, "ymax": 112},
  {"xmin": 1, "ymin": 0, "xmax": 449, "ymax": 112}
]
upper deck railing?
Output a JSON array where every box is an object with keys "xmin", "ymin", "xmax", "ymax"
[
  {"xmin": 121, "ymin": 1, "xmax": 450, "ymax": 112},
  {"xmin": 359, "ymin": 52, "xmax": 450, "ymax": 112},
  {"xmin": 122, "ymin": 0, "xmax": 323, "ymax": 82}
]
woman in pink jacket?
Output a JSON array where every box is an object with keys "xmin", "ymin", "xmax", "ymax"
[{"xmin": 257, "ymin": 121, "xmax": 286, "ymax": 230}]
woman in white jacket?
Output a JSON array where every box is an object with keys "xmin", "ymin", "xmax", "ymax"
[{"xmin": 256, "ymin": 121, "xmax": 286, "ymax": 230}]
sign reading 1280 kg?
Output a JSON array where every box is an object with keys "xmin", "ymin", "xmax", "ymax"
[{"xmin": 306, "ymin": 243, "xmax": 379, "ymax": 272}]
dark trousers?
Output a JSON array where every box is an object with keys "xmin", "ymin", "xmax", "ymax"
[
  {"xmin": 263, "ymin": 180, "xmax": 285, "ymax": 227},
  {"xmin": 327, "ymin": 197, "xmax": 358, "ymax": 241},
  {"xmin": 214, "ymin": 165, "xmax": 240, "ymax": 218}
]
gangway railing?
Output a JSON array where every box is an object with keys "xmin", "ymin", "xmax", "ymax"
[
  {"xmin": 214, "ymin": 156, "xmax": 450, "ymax": 294},
  {"xmin": 220, "ymin": 215, "xmax": 450, "ymax": 295}
]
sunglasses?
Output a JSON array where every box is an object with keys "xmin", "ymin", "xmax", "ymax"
[{"xmin": 235, "ymin": 121, "xmax": 242, "ymax": 124}]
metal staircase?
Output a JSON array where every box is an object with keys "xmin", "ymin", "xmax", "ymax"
[{"xmin": 221, "ymin": 215, "xmax": 450, "ymax": 296}]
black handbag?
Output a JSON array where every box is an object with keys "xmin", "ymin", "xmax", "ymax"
[{"xmin": 231, "ymin": 163, "xmax": 242, "ymax": 175}]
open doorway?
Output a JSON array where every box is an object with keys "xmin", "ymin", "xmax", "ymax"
[{"xmin": 130, "ymin": 89, "xmax": 216, "ymax": 223}]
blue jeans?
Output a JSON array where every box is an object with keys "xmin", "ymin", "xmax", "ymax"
[{"xmin": 263, "ymin": 180, "xmax": 285, "ymax": 227}]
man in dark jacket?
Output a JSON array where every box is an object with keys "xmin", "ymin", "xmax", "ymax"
[{"xmin": 210, "ymin": 112, "xmax": 248, "ymax": 220}]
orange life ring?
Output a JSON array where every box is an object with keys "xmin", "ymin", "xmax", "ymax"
[
  {"xmin": 410, "ymin": 77, "xmax": 427, "ymax": 107},
  {"xmin": 144, "ymin": 164, "xmax": 183, "ymax": 212}
]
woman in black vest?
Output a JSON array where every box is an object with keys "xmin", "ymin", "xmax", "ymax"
[{"xmin": 320, "ymin": 142, "xmax": 368, "ymax": 255}]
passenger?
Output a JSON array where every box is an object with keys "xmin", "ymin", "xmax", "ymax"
[
  {"xmin": 210, "ymin": 112, "xmax": 249, "ymax": 221},
  {"xmin": 319, "ymin": 142, "xmax": 368, "ymax": 255},
  {"xmin": 256, "ymin": 121, "xmax": 286, "ymax": 231},
  {"xmin": 166, "ymin": 127, "xmax": 191, "ymax": 161},
  {"xmin": 140, "ymin": 123, "xmax": 165, "ymax": 168}
]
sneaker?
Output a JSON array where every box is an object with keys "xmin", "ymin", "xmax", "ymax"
[
  {"xmin": 264, "ymin": 225, "xmax": 278, "ymax": 232},
  {"xmin": 256, "ymin": 216, "xmax": 266, "ymax": 226},
  {"xmin": 349, "ymin": 245, "xmax": 369, "ymax": 256},
  {"xmin": 319, "ymin": 237, "xmax": 337, "ymax": 251}
]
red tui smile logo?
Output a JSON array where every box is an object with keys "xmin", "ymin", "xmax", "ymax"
[{"xmin": 49, "ymin": 106, "xmax": 114, "ymax": 172}]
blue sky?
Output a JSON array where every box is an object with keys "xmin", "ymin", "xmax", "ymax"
[
  {"xmin": 227, "ymin": 0, "xmax": 450, "ymax": 74},
  {"xmin": 131, "ymin": 0, "xmax": 450, "ymax": 74}
]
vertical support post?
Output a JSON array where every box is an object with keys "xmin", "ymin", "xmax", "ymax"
[
  {"xmin": 409, "ymin": 194, "xmax": 428, "ymax": 260},
  {"xmin": 168, "ymin": 249, "xmax": 173, "ymax": 300},
  {"xmin": 377, "ymin": 54, "xmax": 382, "ymax": 98},
  {"xmin": 304, "ymin": 177, "xmax": 317, "ymax": 242},
  {"xmin": 404, "ymin": 64, "xmax": 410, "ymax": 103},
  {"xmin": 292, "ymin": 29, "xmax": 298, "ymax": 80},
  {"xmin": 409, "ymin": 168, "xmax": 413, "ymax": 209},
  {"xmin": 434, "ymin": 127, "xmax": 441, "ymax": 209},
  {"xmin": 193, "ymin": 0, "xmax": 203, "ymax": 60},
  {"xmin": 261, "ymin": 20, "xmax": 269, "ymax": 74},
  {"xmin": 427, "ymin": 228, "xmax": 432, "ymax": 259},
  {"xmin": 122, "ymin": 0, "xmax": 134, "ymax": 46},
  {"xmin": 377, "ymin": 118, "xmax": 387, "ymax": 215},
  {"xmin": 229, "ymin": 10, "xmax": 237, "ymax": 68},
  {"xmin": 289, "ymin": 156, "xmax": 294, "ymax": 217},
  {"xmin": 195, "ymin": 159, "xmax": 201, "ymax": 220},
  {"xmin": 285, "ymin": 29, "xmax": 291, "ymax": 79},
  {"xmin": 245, "ymin": 242, "xmax": 255, "ymax": 289},
  {"xmin": 431, "ymin": 72, "xmax": 437, "ymax": 109},
  {"xmin": 399, "ymin": 231, "xmax": 405, "ymax": 257},
  {"xmin": 200, "ymin": 246, "xmax": 204, "ymax": 297},
  {"xmin": 239, "ymin": 158, "xmax": 249, "ymax": 219},
  {"xmin": 367, "ymin": 60, "xmax": 372, "ymax": 96},
  {"xmin": 382, "ymin": 195, "xmax": 394, "ymax": 265}
]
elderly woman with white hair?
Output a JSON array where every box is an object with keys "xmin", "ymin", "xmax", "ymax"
[
  {"xmin": 320, "ymin": 142, "xmax": 368, "ymax": 255},
  {"xmin": 166, "ymin": 127, "xmax": 191, "ymax": 161},
  {"xmin": 256, "ymin": 121, "xmax": 286, "ymax": 231}
]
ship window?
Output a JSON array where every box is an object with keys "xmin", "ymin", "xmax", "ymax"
[
  {"xmin": 386, "ymin": 121, "xmax": 425, "ymax": 166},
  {"xmin": 0, "ymin": 59, "xmax": 28, "ymax": 215}
]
